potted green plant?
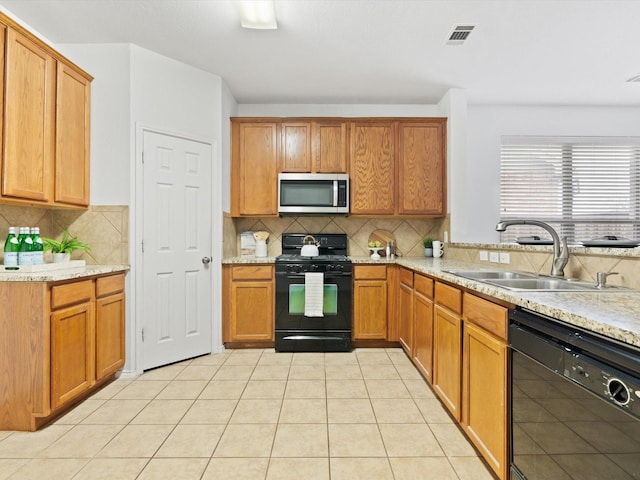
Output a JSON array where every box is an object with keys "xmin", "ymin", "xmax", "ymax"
[
  {"xmin": 422, "ymin": 237, "xmax": 434, "ymax": 257},
  {"xmin": 42, "ymin": 227, "xmax": 91, "ymax": 263}
]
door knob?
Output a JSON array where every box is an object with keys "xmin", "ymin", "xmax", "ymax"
[{"xmin": 202, "ymin": 256, "xmax": 212, "ymax": 264}]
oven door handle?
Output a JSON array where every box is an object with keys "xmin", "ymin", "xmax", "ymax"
[{"xmin": 276, "ymin": 273, "xmax": 351, "ymax": 279}]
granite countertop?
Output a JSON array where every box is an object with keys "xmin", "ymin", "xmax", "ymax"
[
  {"xmin": 0, "ymin": 264, "xmax": 130, "ymax": 282},
  {"xmin": 223, "ymin": 254, "xmax": 640, "ymax": 348},
  {"xmin": 392, "ymin": 257, "xmax": 640, "ymax": 349},
  {"xmin": 222, "ymin": 257, "xmax": 278, "ymax": 265}
]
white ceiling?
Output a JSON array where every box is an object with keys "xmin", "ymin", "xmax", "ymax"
[{"xmin": 2, "ymin": 0, "xmax": 640, "ymax": 106}]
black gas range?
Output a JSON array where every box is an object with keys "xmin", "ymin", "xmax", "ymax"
[{"xmin": 275, "ymin": 233, "xmax": 352, "ymax": 352}]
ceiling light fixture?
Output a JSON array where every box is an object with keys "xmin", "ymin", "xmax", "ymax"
[{"xmin": 237, "ymin": 0, "xmax": 278, "ymax": 30}]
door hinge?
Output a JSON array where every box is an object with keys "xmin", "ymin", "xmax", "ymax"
[
  {"xmin": 141, "ymin": 240, "xmax": 144, "ymax": 253},
  {"xmin": 141, "ymin": 328, "xmax": 145, "ymax": 342},
  {"xmin": 142, "ymin": 151, "xmax": 145, "ymax": 164}
]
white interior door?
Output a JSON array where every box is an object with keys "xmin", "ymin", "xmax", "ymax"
[{"xmin": 141, "ymin": 130, "xmax": 213, "ymax": 370}]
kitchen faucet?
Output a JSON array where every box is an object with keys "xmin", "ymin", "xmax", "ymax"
[{"xmin": 495, "ymin": 219, "xmax": 569, "ymax": 277}]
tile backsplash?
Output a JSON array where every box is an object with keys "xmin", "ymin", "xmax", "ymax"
[
  {"xmin": 225, "ymin": 214, "xmax": 450, "ymax": 258},
  {"xmin": 0, "ymin": 205, "xmax": 129, "ymax": 265}
]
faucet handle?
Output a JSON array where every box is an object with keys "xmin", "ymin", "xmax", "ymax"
[{"xmin": 596, "ymin": 271, "xmax": 619, "ymax": 288}]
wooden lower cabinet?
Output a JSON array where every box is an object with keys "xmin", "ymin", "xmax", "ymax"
[
  {"xmin": 353, "ymin": 265, "xmax": 388, "ymax": 340},
  {"xmin": 412, "ymin": 273, "xmax": 434, "ymax": 382},
  {"xmin": 462, "ymin": 293, "xmax": 509, "ymax": 480},
  {"xmin": 51, "ymin": 301, "xmax": 94, "ymax": 409},
  {"xmin": 398, "ymin": 267, "xmax": 414, "ymax": 355},
  {"xmin": 432, "ymin": 304, "xmax": 462, "ymax": 420},
  {"xmin": 223, "ymin": 265, "xmax": 274, "ymax": 343},
  {"xmin": 95, "ymin": 275, "xmax": 126, "ymax": 380},
  {"xmin": 0, "ymin": 272, "xmax": 127, "ymax": 431}
]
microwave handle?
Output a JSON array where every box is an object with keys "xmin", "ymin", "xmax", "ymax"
[{"xmin": 333, "ymin": 180, "xmax": 338, "ymax": 207}]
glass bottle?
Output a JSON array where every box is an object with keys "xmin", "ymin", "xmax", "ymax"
[
  {"xmin": 18, "ymin": 227, "xmax": 34, "ymax": 266},
  {"xmin": 31, "ymin": 227, "xmax": 44, "ymax": 265},
  {"xmin": 3, "ymin": 226, "xmax": 20, "ymax": 266}
]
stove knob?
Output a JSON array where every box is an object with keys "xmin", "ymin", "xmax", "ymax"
[
  {"xmin": 335, "ymin": 264, "xmax": 344, "ymax": 271},
  {"xmin": 295, "ymin": 265, "xmax": 303, "ymax": 273},
  {"xmin": 326, "ymin": 264, "xmax": 335, "ymax": 271},
  {"xmin": 310, "ymin": 264, "xmax": 319, "ymax": 271}
]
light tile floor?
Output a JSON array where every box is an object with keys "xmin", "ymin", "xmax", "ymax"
[{"xmin": 0, "ymin": 348, "xmax": 495, "ymax": 479}]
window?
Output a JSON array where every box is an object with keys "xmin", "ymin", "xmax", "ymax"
[{"xmin": 499, "ymin": 136, "xmax": 640, "ymax": 244}]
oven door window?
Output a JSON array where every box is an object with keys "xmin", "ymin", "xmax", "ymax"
[{"xmin": 288, "ymin": 284, "xmax": 338, "ymax": 315}]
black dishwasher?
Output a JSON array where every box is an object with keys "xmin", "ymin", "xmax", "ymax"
[{"xmin": 509, "ymin": 308, "xmax": 640, "ymax": 480}]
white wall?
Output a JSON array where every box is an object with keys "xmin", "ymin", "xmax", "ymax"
[
  {"xmin": 237, "ymin": 104, "xmax": 440, "ymax": 117},
  {"xmin": 130, "ymin": 46, "xmax": 222, "ymax": 139},
  {"xmin": 438, "ymin": 89, "xmax": 467, "ymax": 243},
  {"xmin": 221, "ymin": 81, "xmax": 237, "ymax": 213},
  {"xmin": 464, "ymin": 105, "xmax": 640, "ymax": 243}
]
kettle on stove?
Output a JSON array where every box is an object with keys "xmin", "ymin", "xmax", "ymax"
[{"xmin": 300, "ymin": 235, "xmax": 320, "ymax": 257}]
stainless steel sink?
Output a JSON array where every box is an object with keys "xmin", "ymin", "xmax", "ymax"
[
  {"xmin": 445, "ymin": 269, "xmax": 537, "ymax": 281},
  {"xmin": 444, "ymin": 269, "xmax": 623, "ymax": 292}
]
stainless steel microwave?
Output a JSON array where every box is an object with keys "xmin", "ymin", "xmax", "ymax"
[{"xmin": 278, "ymin": 173, "xmax": 349, "ymax": 214}]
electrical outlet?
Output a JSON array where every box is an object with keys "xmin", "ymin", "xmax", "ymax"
[
  {"xmin": 489, "ymin": 251, "xmax": 500, "ymax": 263},
  {"xmin": 499, "ymin": 252, "xmax": 510, "ymax": 264},
  {"xmin": 479, "ymin": 250, "xmax": 489, "ymax": 261}
]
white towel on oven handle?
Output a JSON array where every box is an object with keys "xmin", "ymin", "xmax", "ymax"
[{"xmin": 304, "ymin": 272, "xmax": 324, "ymax": 317}]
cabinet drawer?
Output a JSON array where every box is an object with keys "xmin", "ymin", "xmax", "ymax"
[
  {"xmin": 96, "ymin": 274, "xmax": 125, "ymax": 298},
  {"xmin": 51, "ymin": 280, "xmax": 93, "ymax": 309},
  {"xmin": 435, "ymin": 282, "xmax": 462, "ymax": 314},
  {"xmin": 232, "ymin": 265, "xmax": 273, "ymax": 281},
  {"xmin": 414, "ymin": 273, "xmax": 433, "ymax": 299},
  {"xmin": 354, "ymin": 265, "xmax": 386, "ymax": 280},
  {"xmin": 399, "ymin": 267, "xmax": 414, "ymax": 287},
  {"xmin": 463, "ymin": 293, "xmax": 508, "ymax": 340}
]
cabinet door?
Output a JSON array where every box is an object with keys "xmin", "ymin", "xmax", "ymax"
[
  {"xmin": 463, "ymin": 322, "xmax": 508, "ymax": 480},
  {"xmin": 95, "ymin": 292, "xmax": 125, "ymax": 380},
  {"xmin": 280, "ymin": 122, "xmax": 312, "ymax": 172},
  {"xmin": 433, "ymin": 305, "xmax": 462, "ymax": 420},
  {"xmin": 397, "ymin": 121, "xmax": 446, "ymax": 216},
  {"xmin": 353, "ymin": 280, "xmax": 387, "ymax": 339},
  {"xmin": 2, "ymin": 27, "xmax": 55, "ymax": 202},
  {"xmin": 313, "ymin": 122, "xmax": 348, "ymax": 173},
  {"xmin": 233, "ymin": 122, "xmax": 278, "ymax": 216},
  {"xmin": 349, "ymin": 122, "xmax": 395, "ymax": 215},
  {"xmin": 398, "ymin": 278, "xmax": 414, "ymax": 355},
  {"xmin": 55, "ymin": 61, "xmax": 91, "ymax": 206},
  {"xmin": 51, "ymin": 302, "xmax": 94, "ymax": 409},
  {"xmin": 413, "ymin": 290, "xmax": 434, "ymax": 383},
  {"xmin": 230, "ymin": 280, "xmax": 274, "ymax": 341}
]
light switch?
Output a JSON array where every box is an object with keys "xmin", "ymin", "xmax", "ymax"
[
  {"xmin": 499, "ymin": 252, "xmax": 510, "ymax": 264},
  {"xmin": 489, "ymin": 252, "xmax": 499, "ymax": 263},
  {"xmin": 479, "ymin": 251, "xmax": 489, "ymax": 261}
]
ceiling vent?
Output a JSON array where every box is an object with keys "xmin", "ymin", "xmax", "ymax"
[
  {"xmin": 626, "ymin": 74, "xmax": 640, "ymax": 83},
  {"xmin": 445, "ymin": 24, "xmax": 476, "ymax": 46}
]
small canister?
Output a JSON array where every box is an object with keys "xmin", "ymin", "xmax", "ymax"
[{"xmin": 255, "ymin": 240, "xmax": 268, "ymax": 258}]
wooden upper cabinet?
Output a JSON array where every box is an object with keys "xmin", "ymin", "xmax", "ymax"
[
  {"xmin": 280, "ymin": 122, "xmax": 312, "ymax": 172},
  {"xmin": 0, "ymin": 14, "xmax": 92, "ymax": 208},
  {"xmin": 279, "ymin": 121, "xmax": 348, "ymax": 173},
  {"xmin": 313, "ymin": 121, "xmax": 348, "ymax": 173},
  {"xmin": 230, "ymin": 117, "xmax": 446, "ymax": 217},
  {"xmin": 55, "ymin": 62, "xmax": 91, "ymax": 206},
  {"xmin": 349, "ymin": 122, "xmax": 395, "ymax": 215},
  {"xmin": 2, "ymin": 26, "xmax": 55, "ymax": 203},
  {"xmin": 232, "ymin": 121, "xmax": 278, "ymax": 216},
  {"xmin": 398, "ymin": 121, "xmax": 446, "ymax": 216}
]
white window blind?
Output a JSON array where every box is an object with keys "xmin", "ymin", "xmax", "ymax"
[{"xmin": 500, "ymin": 136, "xmax": 640, "ymax": 244}]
